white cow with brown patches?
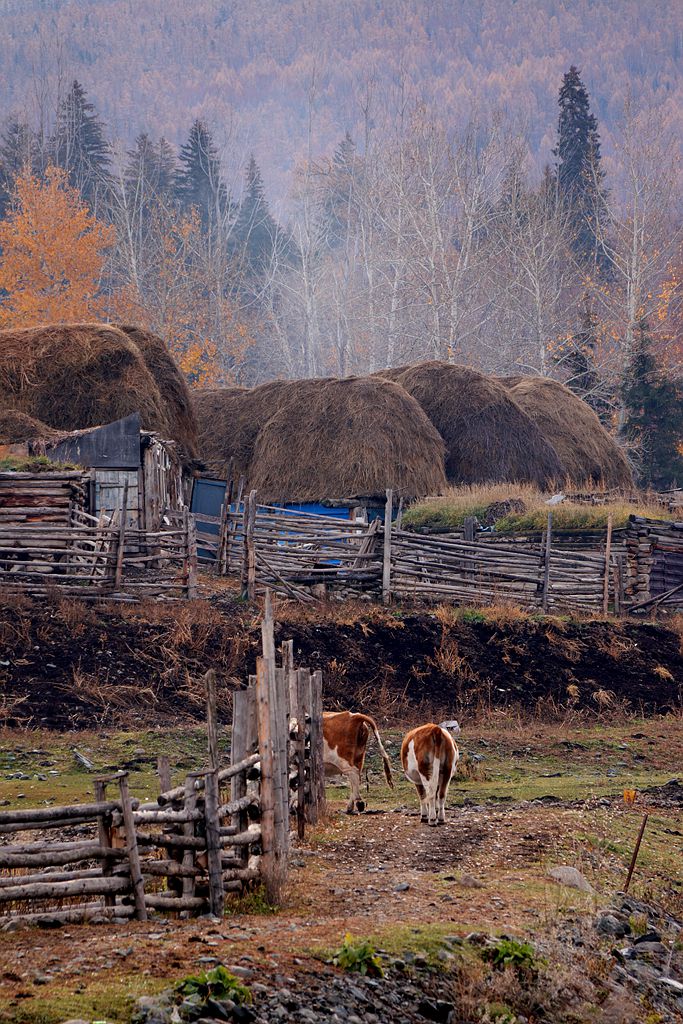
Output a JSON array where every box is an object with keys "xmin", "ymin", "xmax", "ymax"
[
  {"xmin": 401, "ymin": 721, "xmax": 460, "ymax": 826},
  {"xmin": 323, "ymin": 711, "xmax": 394, "ymax": 813}
]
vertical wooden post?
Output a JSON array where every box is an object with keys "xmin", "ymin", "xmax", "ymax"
[
  {"xmin": 247, "ymin": 491, "xmax": 257, "ymax": 601},
  {"xmin": 255, "ymin": 656, "xmax": 285, "ymax": 904},
  {"xmin": 602, "ymin": 513, "xmax": 614, "ymax": 615},
  {"xmin": 295, "ymin": 669, "xmax": 307, "ymax": 840},
  {"xmin": 94, "ymin": 779, "xmax": 114, "ymax": 907},
  {"xmin": 464, "ymin": 516, "xmax": 476, "ymax": 543},
  {"xmin": 205, "ymin": 669, "xmax": 219, "ymax": 772},
  {"xmin": 299, "ymin": 668, "xmax": 315, "ymax": 823},
  {"xmin": 114, "ymin": 478, "xmax": 129, "ymax": 591},
  {"xmin": 382, "ymin": 488, "xmax": 393, "ymax": 606},
  {"xmin": 395, "ymin": 497, "xmax": 404, "ymax": 532},
  {"xmin": 187, "ymin": 510, "xmax": 198, "ymax": 599},
  {"xmin": 181, "ymin": 774, "xmax": 198, "ymax": 917},
  {"xmin": 281, "ymin": 639, "xmax": 296, "ymax": 719},
  {"xmin": 274, "ymin": 665, "xmax": 290, "ymax": 855},
  {"xmin": 311, "ymin": 669, "xmax": 326, "ymax": 817},
  {"xmin": 541, "ymin": 511, "xmax": 553, "ymax": 612},
  {"xmin": 157, "ymin": 756, "xmax": 171, "ymax": 794},
  {"xmin": 117, "ymin": 772, "xmax": 147, "ymax": 921},
  {"xmin": 231, "ymin": 684, "xmax": 257, "ymax": 854},
  {"xmin": 204, "ymin": 769, "xmax": 224, "ymax": 918}
]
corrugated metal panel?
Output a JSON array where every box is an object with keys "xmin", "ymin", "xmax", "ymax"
[{"xmin": 48, "ymin": 414, "xmax": 141, "ymax": 469}]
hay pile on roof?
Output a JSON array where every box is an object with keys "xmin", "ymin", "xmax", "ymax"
[
  {"xmin": 0, "ymin": 409, "xmax": 58, "ymax": 444},
  {"xmin": 0, "ymin": 323, "xmax": 196, "ymax": 455},
  {"xmin": 248, "ymin": 376, "xmax": 447, "ymax": 502},
  {"xmin": 380, "ymin": 361, "xmax": 564, "ymax": 488},
  {"xmin": 114, "ymin": 324, "xmax": 198, "ymax": 457},
  {"xmin": 501, "ymin": 376, "xmax": 633, "ymax": 488}
]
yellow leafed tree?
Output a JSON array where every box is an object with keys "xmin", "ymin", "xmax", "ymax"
[{"xmin": 0, "ymin": 165, "xmax": 115, "ymax": 328}]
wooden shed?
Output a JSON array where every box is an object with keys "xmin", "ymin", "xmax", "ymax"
[{"xmin": 0, "ymin": 470, "xmax": 89, "ymax": 526}]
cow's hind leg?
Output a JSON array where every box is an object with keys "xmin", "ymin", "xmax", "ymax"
[
  {"xmin": 437, "ymin": 770, "xmax": 450, "ymax": 824},
  {"xmin": 414, "ymin": 781, "xmax": 428, "ymax": 822},
  {"xmin": 344, "ymin": 766, "xmax": 362, "ymax": 814},
  {"xmin": 425, "ymin": 758, "xmax": 440, "ymax": 826}
]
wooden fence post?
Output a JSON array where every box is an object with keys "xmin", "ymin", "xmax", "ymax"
[
  {"xmin": 205, "ymin": 669, "xmax": 219, "ymax": 773},
  {"xmin": 114, "ymin": 478, "xmax": 129, "ymax": 591},
  {"xmin": 187, "ymin": 510, "xmax": 198, "ymax": 599},
  {"xmin": 295, "ymin": 669, "xmax": 307, "ymax": 840},
  {"xmin": 94, "ymin": 779, "xmax": 114, "ymax": 907},
  {"xmin": 602, "ymin": 513, "xmax": 613, "ymax": 615},
  {"xmin": 117, "ymin": 772, "xmax": 147, "ymax": 921},
  {"xmin": 382, "ymin": 488, "xmax": 393, "ymax": 606},
  {"xmin": 231, "ymin": 684, "xmax": 258, "ymax": 857},
  {"xmin": 541, "ymin": 511, "xmax": 553, "ymax": 612},
  {"xmin": 204, "ymin": 769, "xmax": 224, "ymax": 918},
  {"xmin": 311, "ymin": 669, "xmax": 326, "ymax": 817},
  {"xmin": 464, "ymin": 516, "xmax": 476, "ymax": 542},
  {"xmin": 181, "ymin": 774, "xmax": 198, "ymax": 918},
  {"xmin": 157, "ymin": 756, "xmax": 171, "ymax": 794}
]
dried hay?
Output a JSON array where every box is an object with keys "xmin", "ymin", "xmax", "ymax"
[
  {"xmin": 193, "ymin": 380, "xmax": 297, "ymax": 479},
  {"xmin": 114, "ymin": 324, "xmax": 198, "ymax": 457},
  {"xmin": 502, "ymin": 375, "xmax": 633, "ymax": 489},
  {"xmin": 0, "ymin": 409, "xmax": 58, "ymax": 444},
  {"xmin": 248, "ymin": 376, "xmax": 447, "ymax": 502},
  {"xmin": 0, "ymin": 323, "xmax": 173, "ymax": 440},
  {"xmin": 387, "ymin": 361, "xmax": 564, "ymax": 488}
]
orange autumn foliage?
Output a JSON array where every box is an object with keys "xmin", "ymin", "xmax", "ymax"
[
  {"xmin": 0, "ymin": 165, "xmax": 115, "ymax": 328},
  {"xmin": 111, "ymin": 207, "xmax": 252, "ymax": 388}
]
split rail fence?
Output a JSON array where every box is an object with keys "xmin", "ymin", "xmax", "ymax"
[
  {"xmin": 199, "ymin": 490, "xmax": 625, "ymax": 613},
  {"xmin": 0, "ymin": 599, "xmax": 324, "ymax": 927}
]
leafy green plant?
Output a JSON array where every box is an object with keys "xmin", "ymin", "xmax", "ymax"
[
  {"xmin": 481, "ymin": 937, "xmax": 539, "ymax": 975},
  {"xmin": 331, "ymin": 933, "xmax": 384, "ymax": 977},
  {"xmin": 482, "ymin": 1004, "xmax": 517, "ymax": 1024},
  {"xmin": 175, "ymin": 965, "xmax": 252, "ymax": 1005}
]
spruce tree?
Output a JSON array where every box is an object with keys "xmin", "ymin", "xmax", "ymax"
[
  {"xmin": 322, "ymin": 131, "xmax": 359, "ymax": 246},
  {"xmin": 51, "ymin": 80, "xmax": 112, "ymax": 212},
  {"xmin": 621, "ymin": 320, "xmax": 683, "ymax": 489},
  {"xmin": 234, "ymin": 154, "xmax": 292, "ymax": 272},
  {"xmin": 0, "ymin": 117, "xmax": 36, "ymax": 218},
  {"xmin": 175, "ymin": 119, "xmax": 226, "ymax": 228},
  {"xmin": 125, "ymin": 133, "xmax": 176, "ymax": 203},
  {"xmin": 557, "ymin": 301, "xmax": 612, "ymax": 424},
  {"xmin": 553, "ymin": 66, "xmax": 607, "ymax": 264}
]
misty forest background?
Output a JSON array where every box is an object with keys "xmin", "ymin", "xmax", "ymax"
[{"xmin": 0, "ymin": 0, "xmax": 681, "ymax": 486}]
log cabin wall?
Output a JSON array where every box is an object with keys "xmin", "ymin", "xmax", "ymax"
[{"xmin": 0, "ymin": 471, "xmax": 89, "ymax": 526}]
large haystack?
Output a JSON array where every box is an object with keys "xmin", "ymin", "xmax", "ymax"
[
  {"xmin": 193, "ymin": 380, "xmax": 301, "ymax": 479},
  {"xmin": 0, "ymin": 323, "xmax": 181, "ymax": 444},
  {"xmin": 501, "ymin": 376, "xmax": 633, "ymax": 488},
  {"xmin": 114, "ymin": 324, "xmax": 198, "ymax": 457},
  {"xmin": 0, "ymin": 409, "xmax": 58, "ymax": 444},
  {"xmin": 248, "ymin": 376, "xmax": 447, "ymax": 502},
  {"xmin": 386, "ymin": 361, "xmax": 564, "ymax": 487}
]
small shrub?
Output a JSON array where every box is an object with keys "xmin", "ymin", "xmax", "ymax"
[
  {"xmin": 175, "ymin": 965, "xmax": 252, "ymax": 1005},
  {"xmin": 331, "ymin": 933, "xmax": 384, "ymax": 977},
  {"xmin": 481, "ymin": 937, "xmax": 539, "ymax": 976},
  {"xmin": 482, "ymin": 1004, "xmax": 517, "ymax": 1024}
]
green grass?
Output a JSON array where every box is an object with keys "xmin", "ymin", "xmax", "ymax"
[
  {"xmin": 403, "ymin": 483, "xmax": 674, "ymax": 533},
  {"xmin": 0, "ymin": 454, "xmax": 82, "ymax": 473},
  {"xmin": 0, "ymin": 974, "xmax": 168, "ymax": 1024}
]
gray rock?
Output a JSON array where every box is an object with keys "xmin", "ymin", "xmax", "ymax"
[
  {"xmin": 226, "ymin": 964, "xmax": 253, "ymax": 979},
  {"xmin": 546, "ymin": 866, "xmax": 593, "ymax": 892},
  {"xmin": 597, "ymin": 913, "xmax": 631, "ymax": 937},
  {"xmin": 457, "ymin": 874, "xmax": 484, "ymax": 888},
  {"xmin": 659, "ymin": 977, "xmax": 683, "ymax": 994},
  {"xmin": 633, "ymin": 941, "xmax": 667, "ymax": 956},
  {"xmin": 393, "ymin": 882, "xmax": 410, "ymax": 892}
]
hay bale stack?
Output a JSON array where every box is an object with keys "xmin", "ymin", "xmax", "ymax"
[
  {"xmin": 248, "ymin": 376, "xmax": 447, "ymax": 502},
  {"xmin": 193, "ymin": 380, "xmax": 300, "ymax": 479},
  {"xmin": 501, "ymin": 376, "xmax": 633, "ymax": 488},
  {"xmin": 0, "ymin": 409, "xmax": 58, "ymax": 444},
  {"xmin": 385, "ymin": 361, "xmax": 564, "ymax": 488},
  {"xmin": 0, "ymin": 323, "xmax": 188, "ymax": 448},
  {"xmin": 114, "ymin": 324, "xmax": 198, "ymax": 457}
]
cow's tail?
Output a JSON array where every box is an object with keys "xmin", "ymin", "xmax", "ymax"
[{"xmin": 360, "ymin": 714, "xmax": 394, "ymax": 789}]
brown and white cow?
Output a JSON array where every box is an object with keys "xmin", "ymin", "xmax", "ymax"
[
  {"xmin": 323, "ymin": 711, "xmax": 394, "ymax": 813},
  {"xmin": 401, "ymin": 721, "xmax": 460, "ymax": 826}
]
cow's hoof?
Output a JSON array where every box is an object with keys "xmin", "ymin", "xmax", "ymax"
[
  {"xmin": 420, "ymin": 816, "xmax": 428, "ymax": 823},
  {"xmin": 356, "ymin": 800, "xmax": 366, "ymax": 813},
  {"xmin": 345, "ymin": 807, "xmax": 357, "ymax": 815},
  {"xmin": 437, "ymin": 819, "xmax": 446, "ymax": 826},
  {"xmin": 428, "ymin": 820, "xmax": 438, "ymax": 827}
]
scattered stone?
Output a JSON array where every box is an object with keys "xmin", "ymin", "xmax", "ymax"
[
  {"xmin": 597, "ymin": 913, "xmax": 631, "ymax": 937},
  {"xmin": 393, "ymin": 882, "xmax": 410, "ymax": 892},
  {"xmin": 634, "ymin": 930, "xmax": 662, "ymax": 944},
  {"xmin": 457, "ymin": 874, "xmax": 484, "ymax": 888},
  {"xmin": 546, "ymin": 866, "xmax": 593, "ymax": 893},
  {"xmin": 633, "ymin": 941, "xmax": 667, "ymax": 956},
  {"xmin": 659, "ymin": 978, "xmax": 683, "ymax": 994}
]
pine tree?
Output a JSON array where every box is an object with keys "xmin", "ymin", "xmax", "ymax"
[
  {"xmin": 234, "ymin": 154, "xmax": 292, "ymax": 272},
  {"xmin": 557, "ymin": 301, "xmax": 612, "ymax": 424},
  {"xmin": 124, "ymin": 133, "xmax": 176, "ymax": 203},
  {"xmin": 175, "ymin": 119, "xmax": 226, "ymax": 228},
  {"xmin": 0, "ymin": 117, "xmax": 36, "ymax": 219},
  {"xmin": 553, "ymin": 66, "xmax": 607, "ymax": 264},
  {"xmin": 51, "ymin": 80, "xmax": 112, "ymax": 212},
  {"xmin": 621, "ymin": 320, "xmax": 683, "ymax": 488},
  {"xmin": 322, "ymin": 131, "xmax": 359, "ymax": 246}
]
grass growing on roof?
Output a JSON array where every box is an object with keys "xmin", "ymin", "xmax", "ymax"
[
  {"xmin": 0, "ymin": 453, "xmax": 82, "ymax": 472},
  {"xmin": 403, "ymin": 483, "xmax": 675, "ymax": 533}
]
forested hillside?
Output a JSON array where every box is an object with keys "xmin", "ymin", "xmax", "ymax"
[{"xmin": 1, "ymin": 0, "xmax": 680, "ymax": 196}]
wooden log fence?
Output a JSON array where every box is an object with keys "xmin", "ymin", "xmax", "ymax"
[{"xmin": 0, "ymin": 600, "xmax": 325, "ymax": 928}]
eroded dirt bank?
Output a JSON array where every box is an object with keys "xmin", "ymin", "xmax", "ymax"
[{"xmin": 1, "ymin": 596, "xmax": 681, "ymax": 728}]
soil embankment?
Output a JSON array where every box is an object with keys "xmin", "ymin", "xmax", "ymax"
[{"xmin": 1, "ymin": 596, "xmax": 681, "ymax": 728}]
